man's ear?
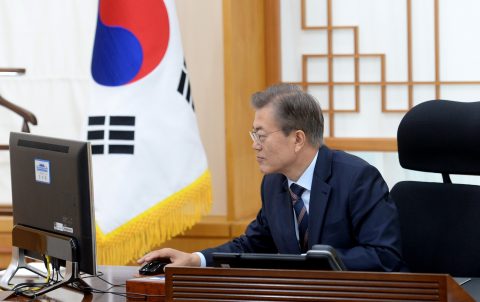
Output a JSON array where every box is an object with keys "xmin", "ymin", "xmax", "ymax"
[{"xmin": 294, "ymin": 130, "xmax": 306, "ymax": 152}]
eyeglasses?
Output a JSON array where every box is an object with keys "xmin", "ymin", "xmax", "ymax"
[{"xmin": 249, "ymin": 129, "xmax": 282, "ymax": 145}]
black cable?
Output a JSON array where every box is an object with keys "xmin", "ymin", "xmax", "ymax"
[
  {"xmin": 11, "ymin": 260, "xmax": 61, "ymax": 298},
  {"xmin": 79, "ymin": 271, "xmax": 125, "ymax": 287},
  {"xmin": 70, "ymin": 272, "xmax": 164, "ymax": 300},
  {"xmin": 12, "ymin": 281, "xmax": 55, "ymax": 298},
  {"xmin": 12, "ymin": 270, "xmax": 162, "ymax": 300},
  {"xmin": 71, "ymin": 281, "xmax": 163, "ymax": 300}
]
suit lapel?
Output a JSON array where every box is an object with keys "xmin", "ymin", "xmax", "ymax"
[{"xmin": 308, "ymin": 146, "xmax": 333, "ymax": 250}]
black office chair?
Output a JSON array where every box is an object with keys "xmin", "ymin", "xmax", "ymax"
[{"xmin": 391, "ymin": 100, "xmax": 480, "ymax": 277}]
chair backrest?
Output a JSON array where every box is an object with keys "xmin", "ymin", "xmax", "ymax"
[{"xmin": 391, "ymin": 100, "xmax": 480, "ymax": 277}]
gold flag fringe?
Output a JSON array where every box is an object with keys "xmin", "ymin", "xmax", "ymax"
[{"xmin": 95, "ymin": 170, "xmax": 212, "ymax": 265}]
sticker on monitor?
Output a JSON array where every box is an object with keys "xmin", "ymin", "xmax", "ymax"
[
  {"xmin": 54, "ymin": 222, "xmax": 73, "ymax": 233},
  {"xmin": 34, "ymin": 159, "xmax": 51, "ymax": 184}
]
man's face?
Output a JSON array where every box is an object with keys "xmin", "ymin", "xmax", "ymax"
[{"xmin": 252, "ymin": 104, "xmax": 297, "ymax": 175}]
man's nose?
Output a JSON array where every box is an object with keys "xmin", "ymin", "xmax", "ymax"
[{"xmin": 252, "ymin": 140, "xmax": 261, "ymax": 150}]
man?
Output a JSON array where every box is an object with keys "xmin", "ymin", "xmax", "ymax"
[{"xmin": 139, "ymin": 83, "xmax": 406, "ymax": 271}]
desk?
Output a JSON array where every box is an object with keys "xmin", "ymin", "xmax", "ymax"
[
  {"xmin": 2, "ymin": 266, "xmax": 480, "ymax": 301},
  {"xmin": 165, "ymin": 267, "xmax": 480, "ymax": 302},
  {"xmin": 463, "ymin": 278, "xmax": 480, "ymax": 299}
]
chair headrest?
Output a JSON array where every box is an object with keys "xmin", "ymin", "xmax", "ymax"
[{"xmin": 397, "ymin": 100, "xmax": 480, "ymax": 175}]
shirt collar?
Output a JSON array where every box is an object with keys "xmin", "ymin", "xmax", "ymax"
[{"xmin": 287, "ymin": 151, "xmax": 319, "ymax": 191}]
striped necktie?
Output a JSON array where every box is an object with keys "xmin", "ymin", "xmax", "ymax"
[{"xmin": 289, "ymin": 183, "xmax": 308, "ymax": 252}]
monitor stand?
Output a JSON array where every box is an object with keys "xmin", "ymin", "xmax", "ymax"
[{"xmin": 0, "ymin": 225, "xmax": 89, "ymax": 297}]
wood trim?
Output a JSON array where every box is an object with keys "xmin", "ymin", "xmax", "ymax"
[
  {"xmin": 264, "ymin": 0, "xmax": 281, "ymax": 86},
  {"xmin": 434, "ymin": 0, "xmax": 441, "ymax": 98},
  {"xmin": 353, "ymin": 27, "xmax": 360, "ymax": 113},
  {"xmin": 230, "ymin": 218, "xmax": 254, "ymax": 237},
  {"xmin": 327, "ymin": 0, "xmax": 334, "ymax": 137},
  {"xmin": 0, "ymin": 216, "xmax": 13, "ymax": 269},
  {"xmin": 0, "ymin": 94, "xmax": 37, "ymax": 129},
  {"xmin": 381, "ymin": 54, "xmax": 387, "ymax": 111},
  {"xmin": 178, "ymin": 215, "xmax": 250, "ymax": 239},
  {"xmin": 0, "ymin": 68, "xmax": 25, "ymax": 75},
  {"xmin": 177, "ymin": 216, "xmax": 231, "ymax": 238},
  {"xmin": 406, "ymin": 0, "xmax": 413, "ymax": 108},
  {"xmin": 0, "ymin": 205, "xmax": 12, "ymax": 216},
  {"xmin": 0, "ymin": 216, "xmax": 13, "ymax": 230},
  {"xmin": 287, "ymin": 80, "xmax": 480, "ymax": 86},
  {"xmin": 0, "ymin": 247, "xmax": 11, "ymax": 253},
  {"xmin": 325, "ymin": 137, "xmax": 397, "ymax": 152}
]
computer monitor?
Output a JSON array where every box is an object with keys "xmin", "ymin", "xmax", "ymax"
[{"xmin": 8, "ymin": 132, "xmax": 96, "ymax": 275}]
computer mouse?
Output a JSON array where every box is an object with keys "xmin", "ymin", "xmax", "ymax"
[{"xmin": 138, "ymin": 259, "xmax": 171, "ymax": 275}]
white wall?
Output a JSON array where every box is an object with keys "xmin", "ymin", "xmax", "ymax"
[{"xmin": 0, "ymin": 0, "xmax": 227, "ymax": 215}]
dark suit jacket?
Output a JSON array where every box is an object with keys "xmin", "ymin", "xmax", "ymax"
[{"xmin": 202, "ymin": 146, "xmax": 406, "ymax": 271}]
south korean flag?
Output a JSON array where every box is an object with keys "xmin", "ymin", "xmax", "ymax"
[{"xmin": 86, "ymin": 0, "xmax": 212, "ymax": 265}]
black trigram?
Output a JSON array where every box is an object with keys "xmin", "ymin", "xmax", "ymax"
[
  {"xmin": 87, "ymin": 116, "xmax": 135, "ymax": 155},
  {"xmin": 177, "ymin": 60, "xmax": 195, "ymax": 110}
]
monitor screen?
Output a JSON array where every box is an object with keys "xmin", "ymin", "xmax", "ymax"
[{"xmin": 9, "ymin": 132, "xmax": 96, "ymax": 275}]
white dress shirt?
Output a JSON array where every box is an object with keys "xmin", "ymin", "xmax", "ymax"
[{"xmin": 287, "ymin": 151, "xmax": 318, "ymax": 239}]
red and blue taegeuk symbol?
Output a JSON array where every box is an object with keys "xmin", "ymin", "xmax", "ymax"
[{"xmin": 91, "ymin": 0, "xmax": 170, "ymax": 86}]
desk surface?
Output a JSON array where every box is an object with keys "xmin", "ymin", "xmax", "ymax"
[
  {"xmin": 3, "ymin": 265, "xmax": 144, "ymax": 301},
  {"xmin": 463, "ymin": 277, "xmax": 480, "ymax": 300},
  {"xmin": 2, "ymin": 266, "xmax": 480, "ymax": 301}
]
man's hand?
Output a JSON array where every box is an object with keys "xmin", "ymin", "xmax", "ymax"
[{"xmin": 137, "ymin": 248, "xmax": 201, "ymax": 267}]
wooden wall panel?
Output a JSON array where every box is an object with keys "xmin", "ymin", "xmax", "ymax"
[
  {"xmin": 223, "ymin": 0, "xmax": 268, "ymax": 220},
  {"xmin": 265, "ymin": 0, "xmax": 281, "ymax": 86},
  {"xmin": 0, "ymin": 215, "xmax": 13, "ymax": 269}
]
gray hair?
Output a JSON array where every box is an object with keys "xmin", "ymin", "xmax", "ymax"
[{"xmin": 251, "ymin": 83, "xmax": 324, "ymax": 147}]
